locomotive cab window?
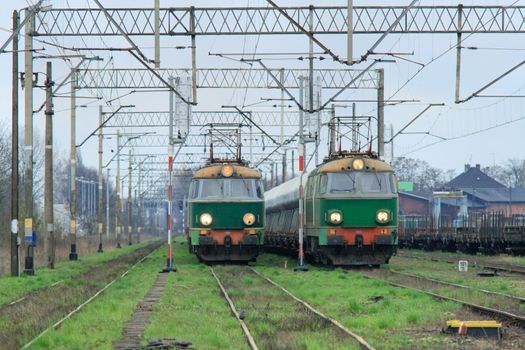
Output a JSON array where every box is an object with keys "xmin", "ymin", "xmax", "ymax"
[
  {"xmin": 328, "ymin": 172, "xmax": 356, "ymax": 193},
  {"xmin": 325, "ymin": 172, "xmax": 394, "ymax": 194},
  {"xmin": 190, "ymin": 178, "xmax": 263, "ymax": 199}
]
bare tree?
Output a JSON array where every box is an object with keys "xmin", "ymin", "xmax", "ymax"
[
  {"xmin": 506, "ymin": 158, "xmax": 525, "ymax": 187},
  {"xmin": 392, "ymin": 157, "xmax": 455, "ymax": 192}
]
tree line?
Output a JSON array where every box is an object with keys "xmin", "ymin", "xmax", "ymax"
[{"xmin": 392, "ymin": 157, "xmax": 525, "ymax": 192}]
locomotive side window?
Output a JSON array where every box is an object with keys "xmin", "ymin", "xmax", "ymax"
[
  {"xmin": 390, "ymin": 174, "xmax": 398, "ymax": 193},
  {"xmin": 318, "ymin": 174, "xmax": 328, "ymax": 194},
  {"xmin": 256, "ymin": 180, "xmax": 264, "ymax": 198}
]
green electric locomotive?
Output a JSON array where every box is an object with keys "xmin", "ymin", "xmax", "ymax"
[
  {"xmin": 187, "ymin": 161, "xmax": 265, "ymax": 263},
  {"xmin": 265, "ymin": 153, "xmax": 398, "ymax": 266}
]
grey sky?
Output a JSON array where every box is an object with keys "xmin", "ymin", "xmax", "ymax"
[{"xmin": 1, "ymin": 0, "xmax": 524, "ymax": 181}]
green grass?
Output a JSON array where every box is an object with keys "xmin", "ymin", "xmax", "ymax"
[
  {"xmin": 18, "ymin": 241, "xmax": 516, "ymax": 350},
  {"xmin": 0, "ymin": 240, "xmax": 157, "ymax": 306},
  {"xmin": 144, "ymin": 242, "xmax": 249, "ymax": 349},
  {"xmin": 390, "ymin": 255, "xmax": 525, "ymax": 298},
  {"xmin": 400, "ymin": 248, "xmax": 525, "ymax": 268},
  {"xmin": 253, "ymin": 254, "xmax": 464, "ymax": 350},
  {"xmin": 214, "ymin": 264, "xmax": 361, "ymax": 350},
  {"xmin": 29, "ymin": 245, "xmax": 164, "ymax": 349}
]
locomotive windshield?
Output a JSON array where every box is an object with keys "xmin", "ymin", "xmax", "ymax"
[
  {"xmin": 190, "ymin": 178, "xmax": 264, "ymax": 199},
  {"xmin": 320, "ymin": 172, "xmax": 396, "ymax": 194}
]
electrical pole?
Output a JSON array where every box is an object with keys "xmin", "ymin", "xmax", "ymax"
[
  {"xmin": 162, "ymin": 76, "xmax": 176, "ymax": 272},
  {"xmin": 190, "ymin": 6, "xmax": 197, "ymax": 104},
  {"xmin": 137, "ymin": 165, "xmax": 142, "ymax": 243},
  {"xmin": 296, "ymin": 76, "xmax": 307, "ymax": 271},
  {"xmin": 455, "ymin": 4, "xmax": 463, "ymax": 103},
  {"xmin": 128, "ymin": 149, "xmax": 132, "ymax": 245},
  {"xmin": 154, "ymin": 0, "xmax": 160, "ymax": 68},
  {"xmin": 11, "ymin": 10, "xmax": 20, "ymax": 277},
  {"xmin": 116, "ymin": 129, "xmax": 122, "ymax": 248},
  {"xmin": 390, "ymin": 124, "xmax": 394, "ymax": 161},
  {"xmin": 106, "ymin": 168, "xmax": 110, "ymax": 239},
  {"xmin": 347, "ymin": 0, "xmax": 353, "ymax": 63},
  {"xmin": 98, "ymin": 106, "xmax": 104, "ymax": 252},
  {"xmin": 44, "ymin": 61, "xmax": 55, "ymax": 269},
  {"xmin": 352, "ymin": 103, "xmax": 357, "ymax": 151},
  {"xmin": 69, "ymin": 66, "xmax": 78, "ymax": 261},
  {"xmin": 280, "ymin": 68, "xmax": 287, "ymax": 182},
  {"xmin": 23, "ymin": 8, "xmax": 35, "ymax": 275},
  {"xmin": 377, "ymin": 68, "xmax": 385, "ymax": 158},
  {"xmin": 329, "ymin": 104, "xmax": 336, "ymax": 156}
]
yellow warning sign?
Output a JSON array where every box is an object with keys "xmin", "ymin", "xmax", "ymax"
[
  {"xmin": 24, "ymin": 218, "xmax": 33, "ymax": 229},
  {"xmin": 70, "ymin": 220, "xmax": 76, "ymax": 232},
  {"xmin": 98, "ymin": 223, "xmax": 103, "ymax": 233}
]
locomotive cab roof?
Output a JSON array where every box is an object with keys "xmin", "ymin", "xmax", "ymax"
[
  {"xmin": 192, "ymin": 163, "xmax": 262, "ymax": 179},
  {"xmin": 316, "ymin": 154, "xmax": 394, "ymax": 174}
]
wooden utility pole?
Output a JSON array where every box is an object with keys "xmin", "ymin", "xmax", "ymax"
[
  {"xmin": 11, "ymin": 10, "xmax": 20, "ymax": 277},
  {"xmin": 44, "ymin": 61, "xmax": 55, "ymax": 268},
  {"xmin": 98, "ymin": 106, "xmax": 104, "ymax": 252}
]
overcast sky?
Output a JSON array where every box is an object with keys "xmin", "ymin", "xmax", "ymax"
[{"xmin": 1, "ymin": 0, "xmax": 524, "ymax": 181}]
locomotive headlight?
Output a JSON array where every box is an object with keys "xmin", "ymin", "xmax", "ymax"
[
  {"xmin": 221, "ymin": 165, "xmax": 234, "ymax": 177},
  {"xmin": 352, "ymin": 159, "xmax": 364, "ymax": 170},
  {"xmin": 376, "ymin": 210, "xmax": 390, "ymax": 224},
  {"xmin": 243, "ymin": 213, "xmax": 256, "ymax": 226},
  {"xmin": 200, "ymin": 213, "xmax": 213, "ymax": 226},
  {"xmin": 328, "ymin": 210, "xmax": 343, "ymax": 225}
]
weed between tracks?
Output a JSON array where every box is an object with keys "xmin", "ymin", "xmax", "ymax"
[
  {"xmin": 215, "ymin": 264, "xmax": 360, "ymax": 350},
  {"xmin": 398, "ymin": 249, "xmax": 525, "ymax": 269},
  {"xmin": 27, "ymin": 244, "xmax": 164, "ymax": 350},
  {"xmin": 144, "ymin": 243, "xmax": 248, "ymax": 349},
  {"xmin": 253, "ymin": 254, "xmax": 516, "ymax": 350},
  {"xmin": 0, "ymin": 240, "xmax": 155, "ymax": 306},
  {"xmin": 9, "ymin": 239, "xmax": 525, "ymax": 350},
  {"xmin": 0, "ymin": 241, "xmax": 161, "ymax": 350},
  {"xmin": 389, "ymin": 255, "xmax": 525, "ymax": 298}
]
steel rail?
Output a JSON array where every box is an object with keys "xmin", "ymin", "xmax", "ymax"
[
  {"xmin": 210, "ymin": 267, "xmax": 259, "ymax": 350},
  {"xmin": 20, "ymin": 240, "xmax": 163, "ymax": 349},
  {"xmin": 397, "ymin": 252, "xmax": 525, "ymax": 276},
  {"xmin": 250, "ymin": 267, "xmax": 376, "ymax": 350},
  {"xmin": 362, "ymin": 274, "xmax": 525, "ymax": 329},
  {"xmin": 388, "ymin": 269, "xmax": 525, "ymax": 304}
]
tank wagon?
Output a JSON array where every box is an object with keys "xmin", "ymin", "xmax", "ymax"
[
  {"xmin": 265, "ymin": 153, "xmax": 398, "ymax": 266},
  {"xmin": 187, "ymin": 161, "xmax": 265, "ymax": 263}
]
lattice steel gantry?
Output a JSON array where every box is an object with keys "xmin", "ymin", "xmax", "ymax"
[{"xmin": 34, "ymin": 6, "xmax": 525, "ymax": 36}]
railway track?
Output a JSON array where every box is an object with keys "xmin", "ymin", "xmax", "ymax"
[
  {"xmin": 388, "ymin": 269, "xmax": 525, "ymax": 305},
  {"xmin": 210, "ymin": 265, "xmax": 375, "ymax": 350},
  {"xmin": 20, "ymin": 240, "xmax": 163, "ymax": 350},
  {"xmin": 397, "ymin": 251, "xmax": 525, "ymax": 276},
  {"xmin": 362, "ymin": 269, "xmax": 525, "ymax": 329}
]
